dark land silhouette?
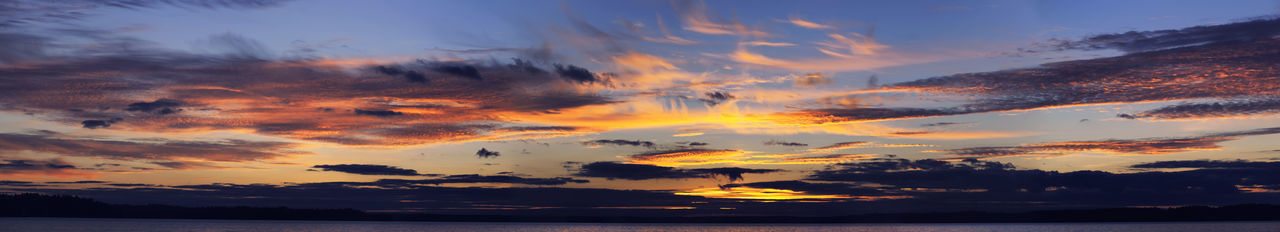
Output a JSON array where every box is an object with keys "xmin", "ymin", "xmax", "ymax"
[{"xmin": 4, "ymin": 193, "xmax": 1280, "ymax": 223}]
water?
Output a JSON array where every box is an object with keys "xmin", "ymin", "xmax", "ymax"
[{"xmin": 2, "ymin": 217, "xmax": 1278, "ymax": 232}]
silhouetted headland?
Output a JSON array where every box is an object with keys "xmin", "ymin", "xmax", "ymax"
[{"xmin": 4, "ymin": 193, "xmax": 1280, "ymax": 223}]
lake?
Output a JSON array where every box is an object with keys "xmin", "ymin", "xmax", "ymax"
[{"xmin": 2, "ymin": 217, "xmax": 1279, "ymax": 231}]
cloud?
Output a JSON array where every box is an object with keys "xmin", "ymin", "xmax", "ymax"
[
  {"xmin": 554, "ymin": 64, "xmax": 599, "ymax": 83},
  {"xmin": 804, "ymin": 157, "xmax": 1280, "ymax": 207},
  {"xmin": 475, "ymin": 148, "xmax": 500, "ymax": 158},
  {"xmin": 0, "ymin": 29, "xmax": 616, "ymax": 146},
  {"xmin": 742, "ymin": 41, "xmax": 796, "ymax": 47},
  {"xmin": 0, "ymin": 158, "xmax": 89, "ymax": 177},
  {"xmin": 671, "ymin": 0, "xmax": 770, "ymax": 37},
  {"xmin": 786, "ymin": 17, "xmax": 833, "ymax": 30},
  {"xmin": 0, "ymin": 181, "xmax": 44, "ymax": 187},
  {"xmin": 775, "ymin": 154, "xmax": 876, "ymax": 164},
  {"xmin": 429, "ymin": 63, "xmax": 482, "ymax": 80},
  {"xmin": 920, "ymin": 122, "xmax": 974, "ymax": 127},
  {"xmin": 816, "ymin": 33, "xmax": 888, "ymax": 57},
  {"xmin": 1037, "ymin": 17, "xmax": 1280, "ymax": 53},
  {"xmin": 937, "ymin": 126, "xmax": 1280, "ymax": 158},
  {"xmin": 372, "ymin": 65, "xmax": 428, "ymax": 83},
  {"xmin": 81, "ymin": 118, "xmax": 122, "ymax": 129},
  {"xmin": 763, "ymin": 140, "xmax": 808, "ymax": 147},
  {"xmin": 1119, "ymin": 98, "xmax": 1280, "ymax": 120},
  {"xmin": 1130, "ymin": 159, "xmax": 1280, "ymax": 169},
  {"xmin": 699, "ymin": 91, "xmax": 735, "ymax": 106},
  {"xmin": 0, "ymin": 131, "xmax": 307, "ymax": 165},
  {"xmin": 773, "ymin": 24, "xmax": 1280, "ymax": 124},
  {"xmin": 582, "ymin": 139, "xmax": 655, "ymax": 148},
  {"xmin": 44, "ymin": 180, "xmax": 108, "ymax": 184},
  {"xmin": 791, "ymin": 73, "xmax": 832, "ymax": 87},
  {"xmin": 624, "ymin": 149, "xmax": 749, "ymax": 166},
  {"xmin": 569, "ymin": 161, "xmax": 780, "ymax": 183},
  {"xmin": 311, "ymin": 164, "xmax": 430, "ymax": 176},
  {"xmin": 808, "ymin": 141, "xmax": 869, "ymax": 152},
  {"xmin": 125, "ymin": 99, "xmax": 184, "ymax": 115},
  {"xmin": 353, "ymin": 109, "xmax": 404, "ymax": 117},
  {"xmin": 392, "ymin": 174, "xmax": 589, "ymax": 186},
  {"xmin": 0, "ymin": 0, "xmax": 290, "ymax": 28}
]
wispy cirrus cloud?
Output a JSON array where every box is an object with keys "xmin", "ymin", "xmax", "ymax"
[
  {"xmin": 770, "ymin": 19, "xmax": 1280, "ymax": 125},
  {"xmin": 671, "ymin": 0, "xmax": 770, "ymax": 37}
]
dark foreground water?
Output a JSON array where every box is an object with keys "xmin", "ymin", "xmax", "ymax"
[{"xmin": 3, "ymin": 217, "xmax": 1279, "ymax": 232}]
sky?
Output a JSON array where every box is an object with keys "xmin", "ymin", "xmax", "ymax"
[{"xmin": 2, "ymin": 0, "xmax": 1280, "ymax": 216}]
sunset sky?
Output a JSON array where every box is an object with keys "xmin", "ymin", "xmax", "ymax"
[{"xmin": 3, "ymin": 0, "xmax": 1280, "ymax": 216}]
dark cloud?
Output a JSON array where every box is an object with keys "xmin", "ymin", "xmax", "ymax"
[
  {"xmin": 571, "ymin": 162, "xmax": 695, "ymax": 180},
  {"xmin": 1038, "ymin": 17, "xmax": 1280, "ymax": 53},
  {"xmin": 940, "ymin": 126, "xmax": 1280, "ymax": 158},
  {"xmin": 353, "ymin": 109, "xmax": 404, "ymax": 117},
  {"xmin": 480, "ymin": 93, "xmax": 617, "ymax": 113},
  {"xmin": 0, "ymin": 181, "xmax": 44, "ymax": 187},
  {"xmin": 372, "ymin": 65, "xmax": 428, "ymax": 83},
  {"xmin": 686, "ymin": 142, "xmax": 708, "ymax": 146},
  {"xmin": 404, "ymin": 174, "xmax": 588, "ymax": 186},
  {"xmin": 810, "ymin": 141, "xmax": 869, "ymax": 151},
  {"xmin": 1131, "ymin": 159, "xmax": 1280, "ymax": 169},
  {"xmin": 311, "ymin": 164, "xmax": 427, "ymax": 176},
  {"xmin": 44, "ymin": 181, "xmax": 108, "ymax": 184},
  {"xmin": 81, "ymin": 118, "xmax": 121, "ymax": 129},
  {"xmin": 125, "ymin": 99, "xmax": 183, "ymax": 115},
  {"xmin": 583, "ymin": 139, "xmax": 655, "ymax": 148},
  {"xmin": 804, "ymin": 158, "xmax": 1280, "ymax": 207},
  {"xmin": 1119, "ymin": 98, "xmax": 1280, "ymax": 120},
  {"xmin": 569, "ymin": 161, "xmax": 780, "ymax": 183},
  {"xmin": 554, "ymin": 64, "xmax": 599, "ymax": 83},
  {"xmin": 699, "ymin": 91, "xmax": 735, "ymax": 106},
  {"xmin": 763, "ymin": 140, "xmax": 808, "ymax": 147},
  {"xmin": 431, "ymin": 63, "xmax": 482, "ymax": 80},
  {"xmin": 475, "ymin": 148, "xmax": 500, "ymax": 158},
  {"xmin": 690, "ymin": 167, "xmax": 782, "ymax": 183},
  {"xmin": 0, "ymin": 131, "xmax": 307, "ymax": 165},
  {"xmin": 0, "ymin": 159, "xmax": 77, "ymax": 176}
]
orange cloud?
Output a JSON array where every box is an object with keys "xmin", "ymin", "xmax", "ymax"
[{"xmin": 786, "ymin": 17, "xmax": 833, "ymax": 30}]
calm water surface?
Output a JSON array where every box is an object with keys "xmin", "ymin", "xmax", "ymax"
[{"xmin": 2, "ymin": 217, "xmax": 1279, "ymax": 232}]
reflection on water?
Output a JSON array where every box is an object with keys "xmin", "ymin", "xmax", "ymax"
[{"xmin": 2, "ymin": 217, "xmax": 1279, "ymax": 232}]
